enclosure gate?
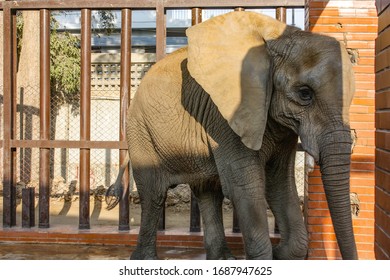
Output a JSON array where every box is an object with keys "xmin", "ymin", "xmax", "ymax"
[{"xmin": 1, "ymin": 0, "xmax": 305, "ymax": 236}]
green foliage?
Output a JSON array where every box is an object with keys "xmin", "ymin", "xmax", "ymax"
[
  {"xmin": 50, "ymin": 17, "xmax": 80, "ymax": 114},
  {"xmin": 16, "ymin": 10, "xmax": 116, "ymax": 115},
  {"xmin": 93, "ymin": 10, "xmax": 116, "ymax": 35},
  {"xmin": 16, "ymin": 11, "xmax": 24, "ymax": 62},
  {"xmin": 16, "ymin": 13, "xmax": 81, "ymax": 114}
]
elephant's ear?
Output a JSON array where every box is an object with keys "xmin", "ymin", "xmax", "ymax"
[{"xmin": 186, "ymin": 11, "xmax": 287, "ymax": 150}]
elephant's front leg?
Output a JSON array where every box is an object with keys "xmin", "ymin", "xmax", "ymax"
[
  {"xmin": 265, "ymin": 142, "xmax": 308, "ymax": 259},
  {"xmin": 221, "ymin": 156, "xmax": 273, "ymax": 260}
]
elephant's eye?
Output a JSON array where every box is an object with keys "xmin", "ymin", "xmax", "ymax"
[{"xmin": 298, "ymin": 86, "xmax": 314, "ymax": 104}]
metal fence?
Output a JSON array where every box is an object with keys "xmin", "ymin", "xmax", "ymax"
[{"xmin": 1, "ymin": 0, "xmax": 306, "ymax": 234}]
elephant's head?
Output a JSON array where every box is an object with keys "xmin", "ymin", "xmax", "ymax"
[{"xmin": 186, "ymin": 11, "xmax": 357, "ymax": 259}]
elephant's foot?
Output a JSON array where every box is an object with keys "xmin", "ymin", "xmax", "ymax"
[
  {"xmin": 223, "ymin": 245, "xmax": 237, "ymax": 260},
  {"xmin": 205, "ymin": 243, "xmax": 237, "ymax": 260},
  {"xmin": 206, "ymin": 252, "xmax": 236, "ymax": 260},
  {"xmin": 224, "ymin": 254, "xmax": 237, "ymax": 260},
  {"xmin": 208, "ymin": 251, "xmax": 237, "ymax": 260},
  {"xmin": 272, "ymin": 241, "xmax": 308, "ymax": 260},
  {"xmin": 130, "ymin": 246, "xmax": 158, "ymax": 260}
]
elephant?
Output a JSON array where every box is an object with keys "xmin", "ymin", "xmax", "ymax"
[{"xmin": 109, "ymin": 11, "xmax": 357, "ymax": 260}]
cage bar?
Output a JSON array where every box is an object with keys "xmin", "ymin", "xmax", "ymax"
[
  {"xmin": 156, "ymin": 0, "xmax": 166, "ymax": 61},
  {"xmin": 2, "ymin": 6, "xmax": 17, "ymax": 227},
  {"xmin": 79, "ymin": 8, "xmax": 92, "ymax": 230},
  {"xmin": 118, "ymin": 8, "xmax": 132, "ymax": 231},
  {"xmin": 276, "ymin": 7, "xmax": 287, "ymax": 23},
  {"xmin": 156, "ymin": 1, "xmax": 167, "ymax": 231},
  {"xmin": 189, "ymin": 7, "xmax": 202, "ymax": 233},
  {"xmin": 22, "ymin": 187, "xmax": 35, "ymax": 228},
  {"xmin": 38, "ymin": 9, "xmax": 51, "ymax": 228}
]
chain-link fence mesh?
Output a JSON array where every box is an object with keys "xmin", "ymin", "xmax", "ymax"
[
  {"xmin": 3, "ymin": 53, "xmax": 154, "ymax": 200},
  {"xmin": 15, "ymin": 147, "xmax": 40, "ymax": 193},
  {"xmin": 14, "ymin": 86, "xmax": 40, "ymax": 197},
  {"xmin": 91, "ymin": 60, "xmax": 120, "ymax": 142},
  {"xmin": 295, "ymin": 151, "xmax": 306, "ymax": 203}
]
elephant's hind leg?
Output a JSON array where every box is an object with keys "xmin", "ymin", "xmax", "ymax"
[
  {"xmin": 191, "ymin": 182, "xmax": 235, "ymax": 260},
  {"xmin": 130, "ymin": 168, "xmax": 168, "ymax": 260}
]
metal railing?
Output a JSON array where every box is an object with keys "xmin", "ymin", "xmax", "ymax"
[{"xmin": 1, "ymin": 0, "xmax": 305, "ymax": 234}]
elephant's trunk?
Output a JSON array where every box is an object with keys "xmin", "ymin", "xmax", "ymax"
[{"xmin": 319, "ymin": 128, "xmax": 358, "ymax": 260}]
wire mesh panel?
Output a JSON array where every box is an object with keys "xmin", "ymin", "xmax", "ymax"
[
  {"xmin": 50, "ymin": 148, "xmax": 76, "ymax": 196},
  {"xmin": 295, "ymin": 151, "xmax": 306, "ymax": 204},
  {"xmin": 15, "ymin": 147, "xmax": 40, "ymax": 193},
  {"xmin": 90, "ymin": 149, "xmax": 120, "ymax": 191},
  {"xmin": 131, "ymin": 61, "xmax": 153, "ymax": 98},
  {"xmin": 50, "ymin": 93, "xmax": 81, "ymax": 141},
  {"xmin": 16, "ymin": 86, "xmax": 41, "ymax": 141},
  {"xmin": 15, "ymin": 86, "xmax": 41, "ymax": 189}
]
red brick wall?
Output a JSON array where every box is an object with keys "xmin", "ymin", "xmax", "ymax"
[
  {"xmin": 375, "ymin": 0, "xmax": 390, "ymax": 260},
  {"xmin": 305, "ymin": 0, "xmax": 377, "ymax": 259}
]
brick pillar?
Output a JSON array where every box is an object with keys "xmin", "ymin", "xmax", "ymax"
[
  {"xmin": 305, "ymin": 0, "xmax": 377, "ymax": 259},
  {"xmin": 375, "ymin": 0, "xmax": 390, "ymax": 260}
]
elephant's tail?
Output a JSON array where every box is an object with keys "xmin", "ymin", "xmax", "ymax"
[{"xmin": 105, "ymin": 153, "xmax": 131, "ymax": 210}]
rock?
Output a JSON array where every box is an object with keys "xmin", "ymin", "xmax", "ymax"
[
  {"xmin": 51, "ymin": 177, "xmax": 67, "ymax": 197},
  {"xmin": 166, "ymin": 184, "xmax": 191, "ymax": 209}
]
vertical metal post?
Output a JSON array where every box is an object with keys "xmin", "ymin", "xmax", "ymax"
[
  {"xmin": 79, "ymin": 9, "xmax": 91, "ymax": 230},
  {"xmin": 2, "ymin": 6, "xmax": 16, "ymax": 227},
  {"xmin": 275, "ymin": 6, "xmax": 287, "ymax": 236},
  {"xmin": 11, "ymin": 7, "xmax": 18, "ymax": 216},
  {"xmin": 158, "ymin": 208, "xmax": 165, "ymax": 231},
  {"xmin": 22, "ymin": 187, "xmax": 35, "ymax": 228},
  {"xmin": 274, "ymin": 219, "xmax": 280, "ymax": 234},
  {"xmin": 191, "ymin": 7, "xmax": 202, "ymax": 24},
  {"xmin": 156, "ymin": 0, "xmax": 166, "ymax": 61},
  {"xmin": 39, "ymin": 9, "xmax": 51, "ymax": 228},
  {"xmin": 291, "ymin": 8, "xmax": 296, "ymax": 26},
  {"xmin": 156, "ymin": 0, "xmax": 166, "ymax": 231},
  {"xmin": 233, "ymin": 208, "xmax": 240, "ymax": 233},
  {"xmin": 189, "ymin": 7, "xmax": 202, "ymax": 233},
  {"xmin": 276, "ymin": 7, "xmax": 287, "ymax": 23},
  {"xmin": 190, "ymin": 193, "xmax": 201, "ymax": 232},
  {"xmin": 118, "ymin": 8, "xmax": 132, "ymax": 231}
]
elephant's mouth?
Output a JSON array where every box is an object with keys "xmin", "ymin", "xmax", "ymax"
[{"xmin": 299, "ymin": 137, "xmax": 320, "ymax": 168}]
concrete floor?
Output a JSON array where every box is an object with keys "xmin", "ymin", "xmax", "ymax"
[
  {"xmin": 0, "ymin": 242, "xmax": 247, "ymax": 260},
  {"xmin": 0, "ymin": 243, "xmax": 213, "ymax": 260}
]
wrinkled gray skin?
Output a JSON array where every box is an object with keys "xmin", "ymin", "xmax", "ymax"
[{"xmin": 111, "ymin": 12, "xmax": 357, "ymax": 260}]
